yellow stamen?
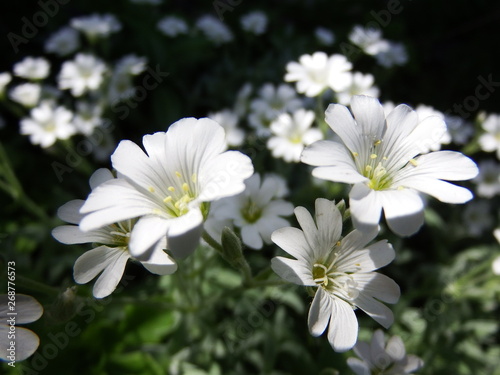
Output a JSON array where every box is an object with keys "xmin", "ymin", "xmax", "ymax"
[
  {"xmin": 175, "ymin": 171, "xmax": 182, "ymax": 178},
  {"xmin": 410, "ymin": 159, "xmax": 418, "ymax": 166},
  {"xmin": 148, "ymin": 186, "xmax": 155, "ymax": 193},
  {"xmin": 191, "ymin": 174, "xmax": 197, "ymax": 183},
  {"xmin": 370, "ymin": 154, "xmax": 377, "ymax": 159},
  {"xmin": 163, "ymin": 196, "xmax": 172, "ymax": 203},
  {"xmin": 365, "ymin": 165, "xmax": 372, "ymax": 172},
  {"xmin": 374, "ymin": 139, "xmax": 382, "ymax": 146},
  {"xmin": 182, "ymin": 183, "xmax": 189, "ymax": 192},
  {"xmin": 352, "ymin": 152, "xmax": 359, "ymax": 157},
  {"xmin": 168, "ymin": 186, "xmax": 175, "ymax": 192}
]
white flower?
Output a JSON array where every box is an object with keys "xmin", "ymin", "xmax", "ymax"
[
  {"xmin": 73, "ymin": 101, "xmax": 104, "ymax": 136},
  {"xmin": 267, "ymin": 109, "xmax": 323, "ymax": 163},
  {"xmin": 347, "ymin": 329, "xmax": 424, "ymax": 374},
  {"xmin": 45, "ymin": 26, "xmax": 80, "ymax": 56},
  {"xmin": 233, "ymin": 83, "xmax": 253, "ymax": 118},
  {"xmin": 414, "ymin": 104, "xmax": 450, "ymax": 151},
  {"xmin": 196, "ymin": 15, "xmax": 233, "ymax": 45},
  {"xmin": 52, "ymin": 169, "xmax": 177, "ymax": 298},
  {"xmin": 13, "ymin": 57, "xmax": 50, "ymax": 80},
  {"xmin": 375, "ymin": 41, "xmax": 408, "ymax": 68},
  {"xmin": 8, "ymin": 83, "xmax": 41, "ymax": 107},
  {"xmin": 473, "ymin": 160, "xmax": 500, "ymax": 198},
  {"xmin": 478, "ymin": 113, "xmax": 500, "ymax": 159},
  {"xmin": 315, "ymin": 27, "xmax": 335, "ymax": 46},
  {"xmin": 80, "ymin": 117, "xmax": 254, "ymax": 259},
  {"xmin": 0, "ymin": 72, "xmax": 12, "ymax": 96},
  {"xmin": 348, "ymin": 25, "xmax": 386, "ymax": 56},
  {"xmin": 271, "ymin": 198, "xmax": 400, "ymax": 352},
  {"xmin": 207, "ymin": 173, "xmax": 293, "ymax": 249},
  {"xmin": 301, "ymin": 96, "xmax": 478, "ymax": 236},
  {"xmin": 285, "ymin": 52, "xmax": 352, "ymax": 97},
  {"xmin": 115, "ymin": 54, "xmax": 147, "ymax": 76},
  {"xmin": 20, "ymin": 101, "xmax": 76, "ymax": 148},
  {"xmin": 240, "ymin": 10, "xmax": 268, "ymax": 35},
  {"xmin": 70, "ymin": 13, "xmax": 122, "ymax": 40},
  {"xmin": 462, "ymin": 200, "xmax": 492, "ymax": 237},
  {"xmin": 157, "ymin": 16, "xmax": 189, "ymax": 37},
  {"xmin": 58, "ymin": 53, "xmax": 107, "ymax": 97},
  {"xmin": 248, "ymin": 83, "xmax": 303, "ymax": 136},
  {"xmin": 0, "ymin": 294, "xmax": 43, "ymax": 361},
  {"xmin": 335, "ymin": 72, "xmax": 379, "ymax": 105},
  {"xmin": 444, "ymin": 115, "xmax": 473, "ymax": 145},
  {"xmin": 208, "ymin": 109, "xmax": 245, "ymax": 147}
]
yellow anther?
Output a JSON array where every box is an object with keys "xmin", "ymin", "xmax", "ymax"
[
  {"xmin": 152, "ymin": 208, "xmax": 162, "ymax": 215},
  {"xmin": 397, "ymin": 186, "xmax": 405, "ymax": 190},
  {"xmin": 352, "ymin": 152, "xmax": 359, "ymax": 157},
  {"xmin": 182, "ymin": 183, "xmax": 190, "ymax": 192},
  {"xmin": 336, "ymin": 241, "xmax": 341, "ymax": 247},
  {"xmin": 410, "ymin": 159, "xmax": 418, "ymax": 166},
  {"xmin": 374, "ymin": 139, "xmax": 382, "ymax": 146},
  {"xmin": 168, "ymin": 186, "xmax": 175, "ymax": 192},
  {"xmin": 163, "ymin": 196, "xmax": 172, "ymax": 203},
  {"xmin": 174, "ymin": 201, "xmax": 181, "ymax": 209},
  {"xmin": 370, "ymin": 154, "xmax": 377, "ymax": 159},
  {"xmin": 175, "ymin": 171, "xmax": 182, "ymax": 178},
  {"xmin": 148, "ymin": 186, "xmax": 155, "ymax": 193},
  {"xmin": 191, "ymin": 174, "xmax": 197, "ymax": 183},
  {"xmin": 382, "ymin": 156, "xmax": 388, "ymax": 160},
  {"xmin": 365, "ymin": 165, "xmax": 372, "ymax": 172}
]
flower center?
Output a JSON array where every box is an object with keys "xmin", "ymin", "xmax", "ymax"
[
  {"xmin": 241, "ymin": 200, "xmax": 262, "ymax": 223},
  {"xmin": 352, "ymin": 139, "xmax": 394, "ymax": 191},
  {"xmin": 149, "ymin": 171, "xmax": 198, "ymax": 218},
  {"xmin": 107, "ymin": 219, "xmax": 135, "ymax": 248}
]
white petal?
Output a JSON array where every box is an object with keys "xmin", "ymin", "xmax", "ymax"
[
  {"xmin": 353, "ymin": 341, "xmax": 375, "ymax": 367},
  {"xmin": 325, "ymin": 103, "xmax": 363, "ymax": 153},
  {"xmin": 327, "ymin": 298, "xmax": 359, "ymax": 352},
  {"xmin": 346, "ymin": 358, "xmax": 371, "ymax": 375},
  {"xmin": 57, "ymin": 199, "xmax": 85, "ymax": 224},
  {"xmin": 301, "ymin": 140, "xmax": 356, "ymax": 167},
  {"xmin": 349, "ymin": 184, "xmax": 382, "ymax": 232},
  {"xmin": 294, "ymin": 205, "xmax": 320, "ymax": 254},
  {"xmin": 336, "ymin": 228, "xmax": 378, "ymax": 262},
  {"xmin": 256, "ymin": 216, "xmax": 289, "ymax": 244},
  {"xmin": 354, "ymin": 291, "xmax": 396, "ymax": 328},
  {"xmin": 241, "ymin": 224, "xmax": 263, "ymax": 249},
  {"xmin": 128, "ymin": 215, "xmax": 169, "ymax": 258},
  {"xmin": 308, "ymin": 288, "xmax": 332, "ymax": 336},
  {"xmin": 73, "ymin": 246, "xmax": 128, "ymax": 285},
  {"xmin": 271, "ymin": 257, "xmax": 315, "ymax": 285},
  {"xmin": 403, "ymin": 355, "xmax": 424, "ymax": 372},
  {"xmin": 264, "ymin": 200, "xmax": 294, "ymax": 217},
  {"xmin": 167, "ymin": 221, "xmax": 203, "ymax": 259},
  {"xmin": 141, "ymin": 249, "xmax": 177, "ymax": 275},
  {"xmin": 312, "ymin": 165, "xmax": 367, "ymax": 184},
  {"xmin": 338, "ymin": 240, "xmax": 395, "ymax": 273},
  {"xmin": 0, "ymin": 294, "xmax": 43, "ymax": 324},
  {"xmin": 350, "ymin": 95, "xmax": 386, "ymax": 141},
  {"xmin": 0, "ymin": 325, "xmax": 40, "ymax": 361},
  {"xmin": 353, "ymin": 273, "xmax": 400, "ymax": 304},
  {"xmin": 400, "ymin": 176, "xmax": 474, "ymax": 204},
  {"xmin": 271, "ymin": 227, "xmax": 313, "ymax": 262},
  {"xmin": 52, "ymin": 225, "xmax": 112, "ymax": 245},
  {"xmin": 407, "ymin": 115, "xmax": 447, "ymax": 155},
  {"xmin": 386, "ymin": 335, "xmax": 406, "ymax": 362},
  {"xmin": 89, "ymin": 168, "xmax": 114, "ymax": 190},
  {"xmin": 378, "ymin": 189, "xmax": 424, "ymax": 236},
  {"xmin": 370, "ymin": 329, "xmax": 387, "ymax": 364},
  {"xmin": 314, "ymin": 198, "xmax": 343, "ymax": 252},
  {"xmin": 93, "ymin": 250, "xmax": 130, "ymax": 298}
]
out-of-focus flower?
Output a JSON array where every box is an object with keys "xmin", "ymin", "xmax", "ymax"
[
  {"xmin": 348, "ymin": 25, "xmax": 386, "ymax": 56},
  {"xmin": 473, "ymin": 160, "xmax": 500, "ymax": 198},
  {"xmin": 479, "ymin": 113, "xmax": 500, "ymax": 159},
  {"xmin": 79, "ymin": 117, "xmax": 253, "ymax": 259},
  {"xmin": 301, "ymin": 96, "xmax": 478, "ymax": 236},
  {"xmin": 315, "ymin": 27, "xmax": 335, "ymax": 46},
  {"xmin": 375, "ymin": 41, "xmax": 408, "ymax": 68},
  {"xmin": 20, "ymin": 101, "xmax": 75, "ymax": 148},
  {"xmin": 70, "ymin": 13, "xmax": 122, "ymax": 41},
  {"xmin": 45, "ymin": 26, "xmax": 80, "ymax": 56},
  {"xmin": 58, "ymin": 53, "xmax": 107, "ymax": 97},
  {"xmin": 52, "ymin": 169, "xmax": 177, "ymax": 299},
  {"xmin": 0, "ymin": 294, "xmax": 43, "ymax": 362},
  {"xmin": 115, "ymin": 54, "xmax": 147, "ymax": 76},
  {"xmin": 13, "ymin": 57, "xmax": 50, "ymax": 80},
  {"xmin": 285, "ymin": 52, "xmax": 352, "ymax": 97},
  {"xmin": 208, "ymin": 109, "xmax": 245, "ymax": 147},
  {"xmin": 0, "ymin": 72, "xmax": 12, "ymax": 96},
  {"xmin": 462, "ymin": 200, "xmax": 492, "ymax": 237},
  {"xmin": 335, "ymin": 72, "xmax": 379, "ymax": 105},
  {"xmin": 9, "ymin": 83, "xmax": 41, "ymax": 108},
  {"xmin": 240, "ymin": 10, "xmax": 268, "ymax": 35},
  {"xmin": 234, "ymin": 83, "xmax": 253, "ymax": 118},
  {"xmin": 272, "ymin": 198, "xmax": 399, "ymax": 352},
  {"xmin": 196, "ymin": 15, "xmax": 233, "ymax": 45},
  {"xmin": 157, "ymin": 16, "xmax": 189, "ymax": 37},
  {"xmin": 73, "ymin": 101, "xmax": 104, "ymax": 136},
  {"xmin": 208, "ymin": 173, "xmax": 294, "ymax": 250},
  {"xmin": 444, "ymin": 115, "xmax": 473, "ymax": 145},
  {"xmin": 267, "ymin": 109, "xmax": 323, "ymax": 163},
  {"xmin": 347, "ymin": 329, "xmax": 424, "ymax": 374}
]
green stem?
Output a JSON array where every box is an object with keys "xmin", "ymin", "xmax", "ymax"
[
  {"xmin": 202, "ymin": 230, "xmax": 223, "ymax": 254},
  {"xmin": 16, "ymin": 275, "xmax": 60, "ymax": 296}
]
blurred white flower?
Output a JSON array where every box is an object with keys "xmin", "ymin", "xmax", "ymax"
[
  {"xmin": 196, "ymin": 15, "xmax": 233, "ymax": 45},
  {"xmin": 444, "ymin": 115, "xmax": 473, "ymax": 145},
  {"xmin": 58, "ymin": 53, "xmax": 107, "ymax": 97},
  {"xmin": 473, "ymin": 160, "xmax": 500, "ymax": 198},
  {"xmin": 115, "ymin": 54, "xmax": 147, "ymax": 76},
  {"xmin": 73, "ymin": 101, "xmax": 104, "ymax": 136},
  {"xmin": 0, "ymin": 294, "xmax": 43, "ymax": 362},
  {"xmin": 479, "ymin": 113, "xmax": 500, "ymax": 159},
  {"xmin": 208, "ymin": 173, "xmax": 293, "ymax": 250},
  {"xmin": 414, "ymin": 104, "xmax": 451, "ymax": 151},
  {"xmin": 493, "ymin": 255, "xmax": 500, "ymax": 275},
  {"xmin": 157, "ymin": 16, "xmax": 189, "ymax": 37},
  {"xmin": 233, "ymin": 83, "xmax": 253, "ymax": 118},
  {"xmin": 107, "ymin": 55, "xmax": 147, "ymax": 103},
  {"xmin": 208, "ymin": 109, "xmax": 245, "ymax": 147},
  {"xmin": 45, "ymin": 26, "xmax": 80, "ymax": 56},
  {"xmin": 348, "ymin": 25, "xmax": 386, "ymax": 56},
  {"xmin": 315, "ymin": 27, "xmax": 335, "ymax": 46},
  {"xmin": 267, "ymin": 109, "xmax": 323, "ymax": 163},
  {"xmin": 9, "ymin": 83, "xmax": 41, "ymax": 108},
  {"xmin": 20, "ymin": 101, "xmax": 75, "ymax": 148},
  {"xmin": 240, "ymin": 10, "xmax": 268, "ymax": 35},
  {"xmin": 375, "ymin": 41, "xmax": 408, "ymax": 68},
  {"xmin": 70, "ymin": 13, "xmax": 122, "ymax": 41},
  {"xmin": 52, "ymin": 168, "xmax": 177, "ymax": 299},
  {"xmin": 335, "ymin": 72, "xmax": 379, "ymax": 105},
  {"xmin": 285, "ymin": 52, "xmax": 352, "ymax": 97},
  {"xmin": 79, "ymin": 117, "xmax": 253, "ymax": 259},
  {"xmin": 347, "ymin": 329, "xmax": 424, "ymax": 374},
  {"xmin": 301, "ymin": 96, "xmax": 478, "ymax": 236},
  {"xmin": 462, "ymin": 200, "xmax": 492, "ymax": 237},
  {"xmin": 13, "ymin": 57, "xmax": 50, "ymax": 80},
  {"xmin": 249, "ymin": 83, "xmax": 303, "ymax": 136},
  {"xmin": 272, "ymin": 198, "xmax": 399, "ymax": 352},
  {"xmin": 0, "ymin": 72, "xmax": 12, "ymax": 95}
]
